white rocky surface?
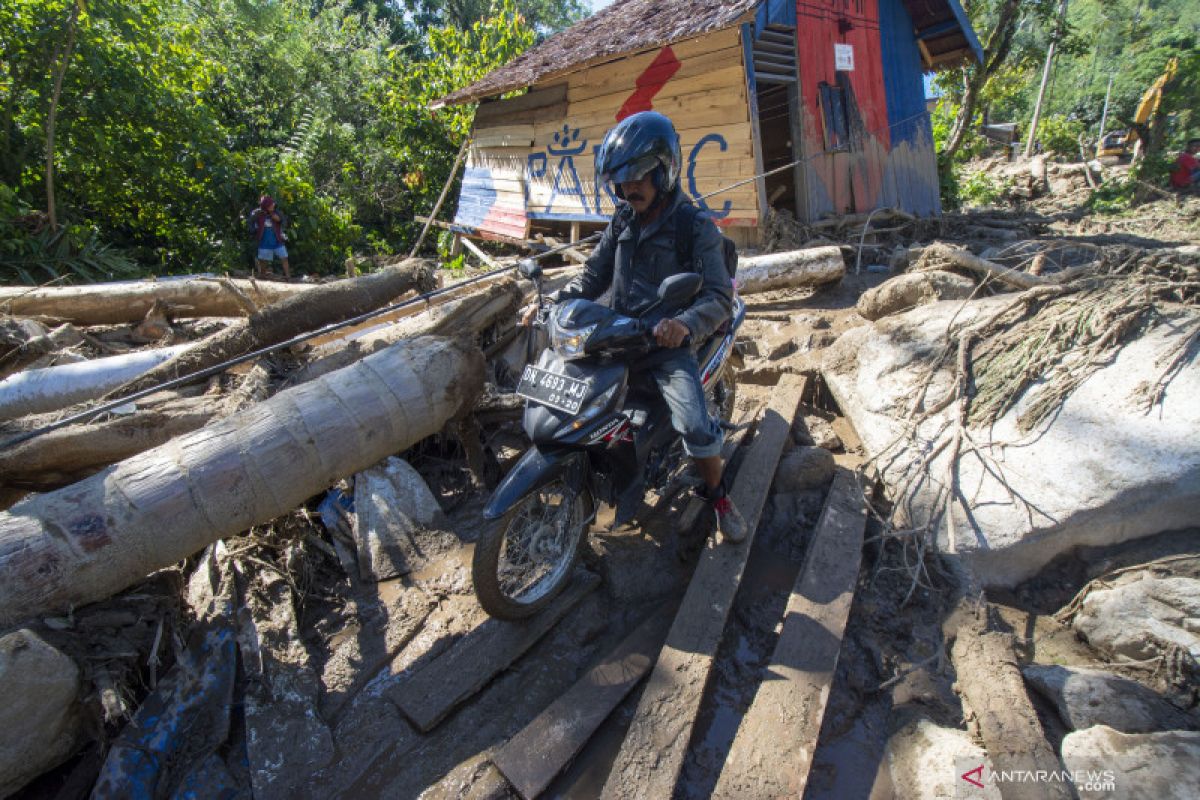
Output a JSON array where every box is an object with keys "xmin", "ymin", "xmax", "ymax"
[
  {"xmin": 822, "ymin": 297, "xmax": 1200, "ymax": 587},
  {"xmin": 1060, "ymin": 725, "xmax": 1200, "ymax": 799},
  {"xmin": 352, "ymin": 456, "xmax": 454, "ymax": 581},
  {"xmin": 0, "ymin": 629, "xmax": 81, "ymax": 796},
  {"xmin": 1022, "ymin": 664, "xmax": 1197, "ymax": 733},
  {"xmin": 1072, "ymin": 575, "xmax": 1200, "ymax": 662},
  {"xmin": 883, "ymin": 716, "xmax": 1002, "ymax": 799}
]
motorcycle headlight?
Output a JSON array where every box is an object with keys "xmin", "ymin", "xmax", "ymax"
[{"xmin": 550, "ymin": 315, "xmax": 596, "ymax": 361}]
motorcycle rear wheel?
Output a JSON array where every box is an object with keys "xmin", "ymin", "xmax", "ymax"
[{"xmin": 472, "ymin": 479, "xmax": 589, "ymax": 620}]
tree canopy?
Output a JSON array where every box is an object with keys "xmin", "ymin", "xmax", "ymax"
[{"xmin": 0, "ymin": 0, "xmax": 560, "ymax": 282}]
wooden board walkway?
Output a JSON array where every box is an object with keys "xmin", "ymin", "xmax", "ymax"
[
  {"xmin": 599, "ymin": 375, "xmax": 807, "ymax": 800},
  {"xmin": 492, "ymin": 604, "xmax": 676, "ymax": 799},
  {"xmin": 712, "ymin": 467, "xmax": 867, "ymax": 799},
  {"xmin": 387, "ymin": 572, "xmax": 599, "ymax": 732}
]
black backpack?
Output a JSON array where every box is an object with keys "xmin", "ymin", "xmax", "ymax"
[{"xmin": 612, "ymin": 201, "xmax": 738, "ymax": 280}]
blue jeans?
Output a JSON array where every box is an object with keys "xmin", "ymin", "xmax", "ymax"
[{"xmin": 648, "ymin": 351, "xmax": 723, "ymax": 458}]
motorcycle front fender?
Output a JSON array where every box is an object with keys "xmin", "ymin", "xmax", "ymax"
[{"xmin": 483, "ymin": 446, "xmax": 588, "ymax": 520}]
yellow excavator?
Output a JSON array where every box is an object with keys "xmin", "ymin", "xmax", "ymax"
[{"xmin": 1097, "ymin": 57, "xmax": 1179, "ymax": 160}]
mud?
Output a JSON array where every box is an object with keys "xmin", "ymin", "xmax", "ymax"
[{"xmin": 9, "ymin": 183, "xmax": 1200, "ymax": 799}]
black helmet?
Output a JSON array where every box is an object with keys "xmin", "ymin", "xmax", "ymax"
[{"xmin": 595, "ymin": 111, "xmax": 682, "ymax": 198}]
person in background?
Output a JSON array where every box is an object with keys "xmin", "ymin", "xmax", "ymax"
[
  {"xmin": 248, "ymin": 195, "xmax": 291, "ymax": 280},
  {"xmin": 1170, "ymin": 138, "xmax": 1200, "ymax": 190}
]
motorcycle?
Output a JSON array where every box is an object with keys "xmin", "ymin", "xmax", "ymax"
[{"xmin": 471, "ymin": 258, "xmax": 746, "ymax": 619}]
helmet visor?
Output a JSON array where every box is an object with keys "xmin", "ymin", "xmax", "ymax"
[{"xmin": 599, "ymin": 153, "xmax": 661, "ymax": 186}]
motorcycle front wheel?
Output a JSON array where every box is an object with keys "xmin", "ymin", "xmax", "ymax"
[{"xmin": 472, "ymin": 479, "xmax": 589, "ymax": 620}]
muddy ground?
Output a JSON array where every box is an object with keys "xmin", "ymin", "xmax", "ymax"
[{"xmin": 9, "ymin": 164, "xmax": 1200, "ymax": 798}]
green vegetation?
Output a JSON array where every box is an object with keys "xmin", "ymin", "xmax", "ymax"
[
  {"xmin": 0, "ymin": 0, "xmax": 577, "ymax": 283},
  {"xmin": 936, "ymin": 0, "xmax": 1198, "ymax": 205}
]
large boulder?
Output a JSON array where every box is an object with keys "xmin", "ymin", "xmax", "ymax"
[
  {"xmin": 822, "ymin": 297, "xmax": 1200, "ymax": 587},
  {"xmin": 0, "ymin": 629, "xmax": 82, "ymax": 796},
  {"xmin": 1022, "ymin": 664, "xmax": 1197, "ymax": 734},
  {"xmin": 1060, "ymin": 726, "xmax": 1200, "ymax": 800},
  {"xmin": 1072, "ymin": 575, "xmax": 1200, "ymax": 663}
]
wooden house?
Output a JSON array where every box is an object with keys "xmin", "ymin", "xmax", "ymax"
[{"xmin": 434, "ymin": 0, "xmax": 981, "ymax": 246}]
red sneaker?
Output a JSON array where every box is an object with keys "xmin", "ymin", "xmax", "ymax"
[{"xmin": 713, "ymin": 494, "xmax": 748, "ymax": 544}]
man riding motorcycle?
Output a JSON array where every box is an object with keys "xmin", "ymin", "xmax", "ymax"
[{"xmin": 520, "ymin": 111, "xmax": 748, "ymax": 542}]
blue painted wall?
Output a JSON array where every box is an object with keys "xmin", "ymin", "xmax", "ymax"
[{"xmin": 878, "ymin": 0, "xmax": 941, "ymax": 215}]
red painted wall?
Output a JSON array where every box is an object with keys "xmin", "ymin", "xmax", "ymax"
[{"xmin": 795, "ymin": 0, "xmax": 889, "ymax": 216}]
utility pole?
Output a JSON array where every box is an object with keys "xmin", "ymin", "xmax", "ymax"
[
  {"xmin": 1095, "ymin": 73, "xmax": 1114, "ymax": 158},
  {"xmin": 1024, "ymin": 0, "xmax": 1070, "ymax": 157}
]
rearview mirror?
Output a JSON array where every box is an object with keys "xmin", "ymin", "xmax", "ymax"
[
  {"xmin": 657, "ymin": 273, "xmax": 703, "ymax": 310},
  {"xmin": 517, "ymin": 258, "xmax": 543, "ymax": 281}
]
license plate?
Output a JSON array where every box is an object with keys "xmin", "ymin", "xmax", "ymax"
[{"xmin": 516, "ymin": 365, "xmax": 589, "ymax": 414}]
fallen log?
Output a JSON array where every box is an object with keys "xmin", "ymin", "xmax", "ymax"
[
  {"xmin": 296, "ymin": 276, "xmax": 520, "ymax": 383},
  {"xmin": 737, "ymin": 247, "xmax": 845, "ymax": 294},
  {"xmin": 0, "ymin": 343, "xmax": 190, "ymax": 421},
  {"xmin": 919, "ymin": 243, "xmax": 1091, "ymax": 291},
  {"xmin": 0, "ymin": 396, "xmax": 219, "ymax": 489},
  {"xmin": 0, "ymin": 368, "xmax": 269, "ymax": 491},
  {"xmin": 0, "ymin": 278, "xmax": 313, "ymax": 326},
  {"xmin": 0, "ymin": 336, "xmax": 483, "ymax": 627},
  {"xmin": 111, "ymin": 258, "xmax": 436, "ymax": 398},
  {"xmin": 0, "ymin": 320, "xmax": 83, "ymax": 380},
  {"xmin": 948, "ymin": 600, "xmax": 1073, "ymax": 800}
]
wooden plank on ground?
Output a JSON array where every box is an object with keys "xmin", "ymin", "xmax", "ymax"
[
  {"xmin": 388, "ymin": 572, "xmax": 600, "ymax": 732},
  {"xmin": 712, "ymin": 467, "xmax": 867, "ymax": 799},
  {"xmin": 599, "ymin": 374, "xmax": 807, "ymax": 800},
  {"xmin": 492, "ymin": 603, "xmax": 676, "ymax": 800},
  {"xmin": 675, "ymin": 398, "xmax": 764, "ymax": 536}
]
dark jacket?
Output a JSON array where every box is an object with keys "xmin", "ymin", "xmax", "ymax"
[
  {"xmin": 555, "ymin": 191, "xmax": 733, "ymax": 345},
  {"xmin": 248, "ymin": 208, "xmax": 287, "ymax": 245}
]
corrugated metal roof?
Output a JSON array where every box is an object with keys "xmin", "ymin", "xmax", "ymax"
[
  {"xmin": 436, "ymin": 0, "xmax": 981, "ymax": 107},
  {"xmin": 901, "ymin": 0, "xmax": 984, "ymax": 69},
  {"xmin": 436, "ymin": 0, "xmax": 760, "ymax": 106}
]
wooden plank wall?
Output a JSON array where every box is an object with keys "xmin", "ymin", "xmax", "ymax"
[
  {"xmin": 454, "ymin": 27, "xmax": 759, "ymax": 240},
  {"xmin": 794, "ymin": 0, "xmax": 892, "ymax": 220},
  {"xmin": 878, "ymin": 0, "xmax": 941, "ymax": 216}
]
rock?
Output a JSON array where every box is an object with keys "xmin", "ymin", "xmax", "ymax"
[
  {"xmin": 352, "ymin": 456, "xmax": 457, "ymax": 582},
  {"xmin": 0, "ymin": 629, "xmax": 82, "ymax": 797},
  {"xmin": 1022, "ymin": 664, "xmax": 1197, "ymax": 733},
  {"xmin": 589, "ymin": 528, "xmax": 689, "ymax": 604},
  {"xmin": 237, "ymin": 568, "xmax": 335, "ymax": 799},
  {"xmin": 855, "ymin": 270, "xmax": 977, "ymax": 321},
  {"xmin": 793, "ymin": 414, "xmax": 842, "ymax": 451},
  {"xmin": 821, "ymin": 297, "xmax": 1200, "ymax": 587},
  {"xmin": 1072, "ymin": 575, "xmax": 1200, "ymax": 662},
  {"xmin": 1060, "ymin": 726, "xmax": 1200, "ymax": 799},
  {"xmin": 773, "ymin": 446, "xmax": 835, "ymax": 492},
  {"xmin": 883, "ymin": 716, "xmax": 1002, "ymax": 800}
]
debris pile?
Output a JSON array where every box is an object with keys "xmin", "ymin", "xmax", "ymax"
[{"xmin": 0, "ymin": 160, "xmax": 1197, "ymax": 795}]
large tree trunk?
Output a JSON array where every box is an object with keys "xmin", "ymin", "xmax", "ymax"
[
  {"xmin": 296, "ymin": 275, "xmax": 520, "ymax": 382},
  {"xmin": 44, "ymin": 1, "xmax": 80, "ymax": 231},
  {"xmin": 942, "ymin": 0, "xmax": 1023, "ymax": 163},
  {"xmin": 0, "ymin": 336, "xmax": 483, "ymax": 627},
  {"xmin": 737, "ymin": 247, "xmax": 845, "ymax": 294},
  {"xmin": 0, "ymin": 396, "xmax": 220, "ymax": 490},
  {"xmin": 948, "ymin": 600, "xmax": 1073, "ymax": 800},
  {"xmin": 0, "ymin": 343, "xmax": 190, "ymax": 421},
  {"xmin": 0, "ymin": 279, "xmax": 313, "ymax": 325},
  {"xmin": 112, "ymin": 258, "xmax": 437, "ymax": 398}
]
